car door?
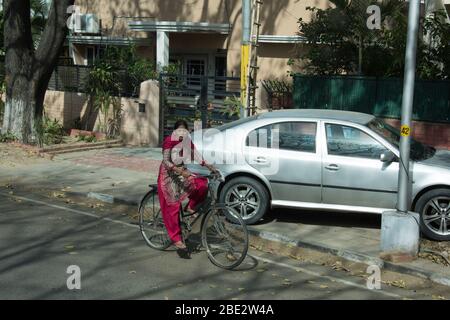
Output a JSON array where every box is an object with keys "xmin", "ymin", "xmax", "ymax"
[
  {"xmin": 321, "ymin": 121, "xmax": 398, "ymax": 210},
  {"xmin": 245, "ymin": 120, "xmax": 322, "ymax": 204}
]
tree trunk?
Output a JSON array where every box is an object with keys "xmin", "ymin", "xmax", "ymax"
[
  {"xmin": 2, "ymin": 0, "xmax": 75, "ymax": 143},
  {"xmin": 3, "ymin": 79, "xmax": 37, "ymax": 144}
]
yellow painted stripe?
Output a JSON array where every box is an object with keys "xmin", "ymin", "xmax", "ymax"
[{"xmin": 240, "ymin": 44, "xmax": 250, "ymax": 106}]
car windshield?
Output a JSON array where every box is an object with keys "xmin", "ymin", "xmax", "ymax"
[{"xmin": 367, "ymin": 118, "xmax": 436, "ymax": 161}]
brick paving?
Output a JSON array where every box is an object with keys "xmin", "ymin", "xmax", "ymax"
[{"xmin": 69, "ymin": 150, "xmax": 161, "ymax": 173}]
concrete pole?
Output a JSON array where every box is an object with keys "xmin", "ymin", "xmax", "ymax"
[
  {"xmin": 397, "ymin": 0, "xmax": 421, "ymax": 213},
  {"xmin": 240, "ymin": 0, "xmax": 251, "ymax": 118}
]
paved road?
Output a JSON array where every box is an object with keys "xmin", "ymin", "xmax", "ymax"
[{"xmin": 0, "ymin": 190, "xmax": 446, "ymax": 300}]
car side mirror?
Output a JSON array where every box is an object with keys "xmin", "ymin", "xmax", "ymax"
[{"xmin": 380, "ymin": 150, "xmax": 396, "ymax": 163}]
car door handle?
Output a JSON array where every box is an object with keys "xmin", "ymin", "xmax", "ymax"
[
  {"xmin": 255, "ymin": 157, "xmax": 268, "ymax": 164},
  {"xmin": 325, "ymin": 164, "xmax": 340, "ymax": 171}
]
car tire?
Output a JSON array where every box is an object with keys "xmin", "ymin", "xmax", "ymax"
[
  {"xmin": 415, "ymin": 188, "xmax": 450, "ymax": 241},
  {"xmin": 219, "ymin": 176, "xmax": 269, "ymax": 225}
]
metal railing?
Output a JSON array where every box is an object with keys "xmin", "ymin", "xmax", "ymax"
[
  {"xmin": 47, "ymin": 64, "xmax": 140, "ymax": 98},
  {"xmin": 159, "ymin": 73, "xmax": 241, "ymax": 142}
]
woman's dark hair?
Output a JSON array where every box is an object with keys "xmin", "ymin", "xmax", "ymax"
[{"xmin": 174, "ymin": 120, "xmax": 189, "ymax": 131}]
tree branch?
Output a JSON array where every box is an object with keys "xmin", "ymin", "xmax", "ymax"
[
  {"xmin": 34, "ymin": 0, "xmax": 75, "ymax": 79},
  {"xmin": 4, "ymin": 0, "xmax": 34, "ymax": 75}
]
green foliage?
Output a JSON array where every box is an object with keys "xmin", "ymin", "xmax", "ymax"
[
  {"xmin": 295, "ymin": 0, "xmax": 450, "ymax": 79},
  {"xmin": 77, "ymin": 134, "xmax": 97, "ymax": 143},
  {"xmin": 418, "ymin": 10, "xmax": 450, "ymax": 80},
  {"xmin": 85, "ymin": 45, "xmax": 180, "ymax": 133},
  {"xmin": 222, "ymin": 96, "xmax": 243, "ymax": 118},
  {"xmin": 34, "ymin": 115, "xmax": 66, "ymax": 147},
  {"xmin": 0, "ymin": 131, "xmax": 17, "ymax": 143}
]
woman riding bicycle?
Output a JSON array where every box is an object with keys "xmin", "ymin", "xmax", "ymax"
[{"xmin": 157, "ymin": 120, "xmax": 217, "ymax": 257}]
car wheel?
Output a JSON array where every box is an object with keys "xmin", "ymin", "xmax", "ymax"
[
  {"xmin": 219, "ymin": 176, "xmax": 269, "ymax": 225},
  {"xmin": 415, "ymin": 188, "xmax": 450, "ymax": 241}
]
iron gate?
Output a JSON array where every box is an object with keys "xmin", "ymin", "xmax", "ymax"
[{"xmin": 159, "ymin": 74, "xmax": 241, "ymax": 144}]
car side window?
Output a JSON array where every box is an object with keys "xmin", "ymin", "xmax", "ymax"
[
  {"xmin": 247, "ymin": 122, "xmax": 317, "ymax": 153},
  {"xmin": 325, "ymin": 123, "xmax": 387, "ymax": 159}
]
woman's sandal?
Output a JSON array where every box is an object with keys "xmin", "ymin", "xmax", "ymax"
[{"xmin": 174, "ymin": 241, "xmax": 191, "ymax": 259}]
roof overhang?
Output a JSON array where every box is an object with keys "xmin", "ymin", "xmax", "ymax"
[
  {"xmin": 128, "ymin": 21, "xmax": 231, "ymax": 34},
  {"xmin": 257, "ymin": 35, "xmax": 307, "ymax": 44},
  {"xmin": 68, "ymin": 35, "xmax": 150, "ymax": 46}
]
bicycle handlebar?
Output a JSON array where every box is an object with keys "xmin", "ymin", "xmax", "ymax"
[{"xmin": 194, "ymin": 170, "xmax": 225, "ymax": 182}]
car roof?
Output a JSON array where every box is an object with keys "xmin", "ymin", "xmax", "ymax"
[{"xmin": 257, "ymin": 109, "xmax": 375, "ymax": 125}]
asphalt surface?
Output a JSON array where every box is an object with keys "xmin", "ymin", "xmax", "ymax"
[{"xmin": 0, "ymin": 190, "xmax": 448, "ymax": 300}]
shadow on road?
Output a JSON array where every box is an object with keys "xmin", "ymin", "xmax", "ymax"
[{"xmin": 255, "ymin": 208, "xmax": 382, "ymax": 230}]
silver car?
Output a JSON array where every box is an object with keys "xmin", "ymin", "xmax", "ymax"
[{"xmin": 192, "ymin": 109, "xmax": 450, "ymax": 241}]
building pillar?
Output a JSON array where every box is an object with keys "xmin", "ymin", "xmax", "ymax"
[{"xmin": 156, "ymin": 31, "xmax": 169, "ymax": 72}]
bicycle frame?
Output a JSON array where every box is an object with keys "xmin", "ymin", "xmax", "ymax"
[{"xmin": 179, "ymin": 171, "xmax": 225, "ymax": 229}]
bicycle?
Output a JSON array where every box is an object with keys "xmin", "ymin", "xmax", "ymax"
[{"xmin": 138, "ymin": 170, "xmax": 249, "ymax": 270}]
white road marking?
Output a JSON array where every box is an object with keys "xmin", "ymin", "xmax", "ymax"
[
  {"xmin": 1, "ymin": 191, "xmax": 405, "ymax": 299},
  {"xmin": 251, "ymin": 255, "xmax": 404, "ymax": 299},
  {"xmin": 0, "ymin": 192, "xmax": 139, "ymax": 229}
]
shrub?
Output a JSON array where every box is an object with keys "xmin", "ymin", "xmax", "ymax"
[
  {"xmin": 77, "ymin": 134, "xmax": 96, "ymax": 143},
  {"xmin": 0, "ymin": 131, "xmax": 17, "ymax": 143},
  {"xmin": 34, "ymin": 116, "xmax": 65, "ymax": 147}
]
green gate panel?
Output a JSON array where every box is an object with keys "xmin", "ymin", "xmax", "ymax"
[{"xmin": 293, "ymin": 75, "xmax": 450, "ymax": 123}]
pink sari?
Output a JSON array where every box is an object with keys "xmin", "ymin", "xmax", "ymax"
[{"xmin": 157, "ymin": 133, "xmax": 208, "ymax": 243}]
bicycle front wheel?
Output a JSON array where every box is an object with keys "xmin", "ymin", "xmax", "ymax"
[
  {"xmin": 201, "ymin": 207, "xmax": 249, "ymax": 269},
  {"xmin": 139, "ymin": 189, "xmax": 172, "ymax": 250}
]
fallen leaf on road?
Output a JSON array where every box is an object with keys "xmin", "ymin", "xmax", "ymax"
[
  {"xmin": 209, "ymin": 284, "xmax": 217, "ymax": 288},
  {"xmin": 256, "ymin": 268, "xmax": 266, "ymax": 273},
  {"xmin": 226, "ymin": 288, "xmax": 232, "ymax": 291},
  {"xmin": 383, "ymin": 280, "xmax": 406, "ymax": 288},
  {"xmin": 238, "ymin": 288, "xmax": 245, "ymax": 291},
  {"xmin": 331, "ymin": 261, "xmax": 350, "ymax": 272},
  {"xmin": 129, "ymin": 271, "xmax": 136, "ymax": 274},
  {"xmin": 432, "ymin": 295, "xmax": 446, "ymax": 300},
  {"xmin": 319, "ymin": 285, "xmax": 329, "ymax": 289},
  {"xmin": 52, "ymin": 192, "xmax": 66, "ymax": 198},
  {"xmin": 282, "ymin": 279, "xmax": 292, "ymax": 286}
]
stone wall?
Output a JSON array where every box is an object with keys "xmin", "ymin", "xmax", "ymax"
[
  {"xmin": 43, "ymin": 80, "xmax": 160, "ymax": 147},
  {"xmin": 382, "ymin": 118, "xmax": 450, "ymax": 150}
]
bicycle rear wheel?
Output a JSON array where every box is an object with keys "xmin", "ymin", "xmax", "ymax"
[
  {"xmin": 201, "ymin": 207, "xmax": 249, "ymax": 269},
  {"xmin": 139, "ymin": 189, "xmax": 172, "ymax": 250}
]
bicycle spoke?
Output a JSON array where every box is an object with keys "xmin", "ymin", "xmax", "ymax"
[
  {"xmin": 202, "ymin": 208, "xmax": 248, "ymax": 269},
  {"xmin": 139, "ymin": 190, "xmax": 171, "ymax": 250}
]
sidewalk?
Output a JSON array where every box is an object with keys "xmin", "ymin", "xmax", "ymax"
[{"xmin": 1, "ymin": 146, "xmax": 449, "ymax": 287}]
